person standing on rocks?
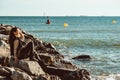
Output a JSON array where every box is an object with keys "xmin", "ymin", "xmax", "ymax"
[{"xmin": 9, "ymin": 27, "xmax": 39, "ymax": 63}]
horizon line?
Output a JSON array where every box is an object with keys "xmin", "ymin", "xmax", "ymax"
[{"xmin": 0, "ymin": 15, "xmax": 120, "ymax": 17}]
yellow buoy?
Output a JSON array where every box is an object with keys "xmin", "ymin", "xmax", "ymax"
[
  {"xmin": 112, "ymin": 20, "xmax": 117, "ymax": 24},
  {"xmin": 63, "ymin": 23, "xmax": 68, "ymax": 27}
]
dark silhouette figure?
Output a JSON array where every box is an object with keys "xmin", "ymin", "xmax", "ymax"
[{"xmin": 46, "ymin": 16, "xmax": 51, "ymax": 24}]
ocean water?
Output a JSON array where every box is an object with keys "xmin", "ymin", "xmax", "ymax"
[{"xmin": 0, "ymin": 16, "xmax": 120, "ymax": 77}]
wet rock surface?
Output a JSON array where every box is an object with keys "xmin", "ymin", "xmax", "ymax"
[{"xmin": 72, "ymin": 55, "xmax": 91, "ymax": 60}]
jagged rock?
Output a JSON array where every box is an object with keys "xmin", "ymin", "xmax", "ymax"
[
  {"xmin": 0, "ymin": 39, "xmax": 10, "ymax": 58},
  {"xmin": 38, "ymin": 53, "xmax": 77, "ymax": 70},
  {"xmin": 0, "ymin": 67, "xmax": 15, "ymax": 80},
  {"xmin": 33, "ymin": 74, "xmax": 61, "ymax": 80},
  {"xmin": 11, "ymin": 70, "xmax": 32, "ymax": 80},
  {"xmin": 0, "ymin": 66, "xmax": 15, "ymax": 77},
  {"xmin": 49, "ymin": 75, "xmax": 61, "ymax": 80},
  {"xmin": 0, "ymin": 56, "xmax": 5, "ymax": 65},
  {"xmin": 46, "ymin": 66, "xmax": 76, "ymax": 76},
  {"xmin": 38, "ymin": 53, "xmax": 54, "ymax": 65},
  {"xmin": 45, "ymin": 66, "xmax": 90, "ymax": 80},
  {"xmin": 63, "ymin": 69, "xmax": 90, "ymax": 80},
  {"xmin": 0, "ymin": 24, "xmax": 13, "ymax": 35},
  {"xmin": 52, "ymin": 59, "xmax": 77, "ymax": 69},
  {"xmin": 18, "ymin": 60, "xmax": 45, "ymax": 76},
  {"xmin": 0, "ymin": 67, "xmax": 10, "ymax": 76},
  {"xmin": 0, "ymin": 39, "xmax": 9, "ymax": 48},
  {"xmin": 0, "ymin": 76, "xmax": 10, "ymax": 80},
  {"xmin": 72, "ymin": 55, "xmax": 91, "ymax": 60}
]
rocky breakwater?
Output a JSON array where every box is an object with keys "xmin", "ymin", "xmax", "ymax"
[{"xmin": 0, "ymin": 24, "xmax": 90, "ymax": 80}]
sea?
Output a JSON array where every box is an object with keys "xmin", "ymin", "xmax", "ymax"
[{"xmin": 0, "ymin": 16, "xmax": 120, "ymax": 79}]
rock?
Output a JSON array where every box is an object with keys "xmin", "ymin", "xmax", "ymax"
[
  {"xmin": 18, "ymin": 60, "xmax": 45, "ymax": 76},
  {"xmin": 38, "ymin": 54, "xmax": 77, "ymax": 70},
  {"xmin": 0, "ymin": 40, "xmax": 9, "ymax": 48},
  {"xmin": 43, "ymin": 42, "xmax": 56, "ymax": 50},
  {"xmin": 51, "ymin": 59, "xmax": 77, "ymax": 69},
  {"xmin": 0, "ymin": 25, "xmax": 13, "ymax": 35},
  {"xmin": 0, "ymin": 56, "xmax": 5, "ymax": 65},
  {"xmin": 34, "ymin": 74, "xmax": 61, "ymax": 80},
  {"xmin": 0, "ymin": 67, "xmax": 10, "ymax": 76},
  {"xmin": 46, "ymin": 66, "xmax": 75, "ymax": 76},
  {"xmin": 0, "ymin": 76, "xmax": 10, "ymax": 80},
  {"xmin": 33, "ymin": 39, "xmax": 64, "ymax": 59},
  {"xmin": 0, "ymin": 39, "xmax": 10, "ymax": 58},
  {"xmin": 11, "ymin": 70, "xmax": 32, "ymax": 80},
  {"xmin": 45, "ymin": 66, "xmax": 90, "ymax": 80},
  {"xmin": 72, "ymin": 55, "xmax": 91, "ymax": 60},
  {"xmin": 49, "ymin": 75, "xmax": 61, "ymax": 80},
  {"xmin": 0, "ymin": 66, "xmax": 15, "ymax": 77},
  {"xmin": 38, "ymin": 54, "xmax": 54, "ymax": 65}
]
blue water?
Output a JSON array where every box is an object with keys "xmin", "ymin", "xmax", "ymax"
[{"xmin": 0, "ymin": 16, "xmax": 120, "ymax": 76}]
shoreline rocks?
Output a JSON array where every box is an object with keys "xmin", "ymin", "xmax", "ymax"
[
  {"xmin": 0, "ymin": 24, "xmax": 91, "ymax": 80},
  {"xmin": 72, "ymin": 55, "xmax": 91, "ymax": 60}
]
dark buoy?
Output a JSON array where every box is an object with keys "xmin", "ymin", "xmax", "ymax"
[{"xmin": 46, "ymin": 16, "xmax": 51, "ymax": 24}]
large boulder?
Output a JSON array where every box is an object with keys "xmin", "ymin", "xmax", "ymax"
[
  {"xmin": 18, "ymin": 60, "xmax": 45, "ymax": 76},
  {"xmin": 45, "ymin": 66, "xmax": 90, "ymax": 80},
  {"xmin": 11, "ymin": 70, "xmax": 32, "ymax": 80},
  {"xmin": 38, "ymin": 53, "xmax": 77, "ymax": 70}
]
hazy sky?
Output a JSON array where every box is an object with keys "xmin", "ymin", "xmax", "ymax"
[{"xmin": 0, "ymin": 0, "xmax": 120, "ymax": 16}]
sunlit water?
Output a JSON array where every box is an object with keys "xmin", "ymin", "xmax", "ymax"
[{"xmin": 1, "ymin": 16, "xmax": 120, "ymax": 78}]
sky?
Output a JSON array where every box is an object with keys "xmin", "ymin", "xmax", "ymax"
[{"xmin": 0, "ymin": 0, "xmax": 120, "ymax": 16}]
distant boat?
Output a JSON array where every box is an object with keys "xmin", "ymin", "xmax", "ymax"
[{"xmin": 46, "ymin": 16, "xmax": 51, "ymax": 24}]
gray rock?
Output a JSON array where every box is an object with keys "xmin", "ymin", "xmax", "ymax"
[
  {"xmin": 11, "ymin": 70, "xmax": 32, "ymax": 80},
  {"xmin": 19, "ymin": 60, "xmax": 45, "ymax": 76},
  {"xmin": 72, "ymin": 55, "xmax": 91, "ymax": 60}
]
